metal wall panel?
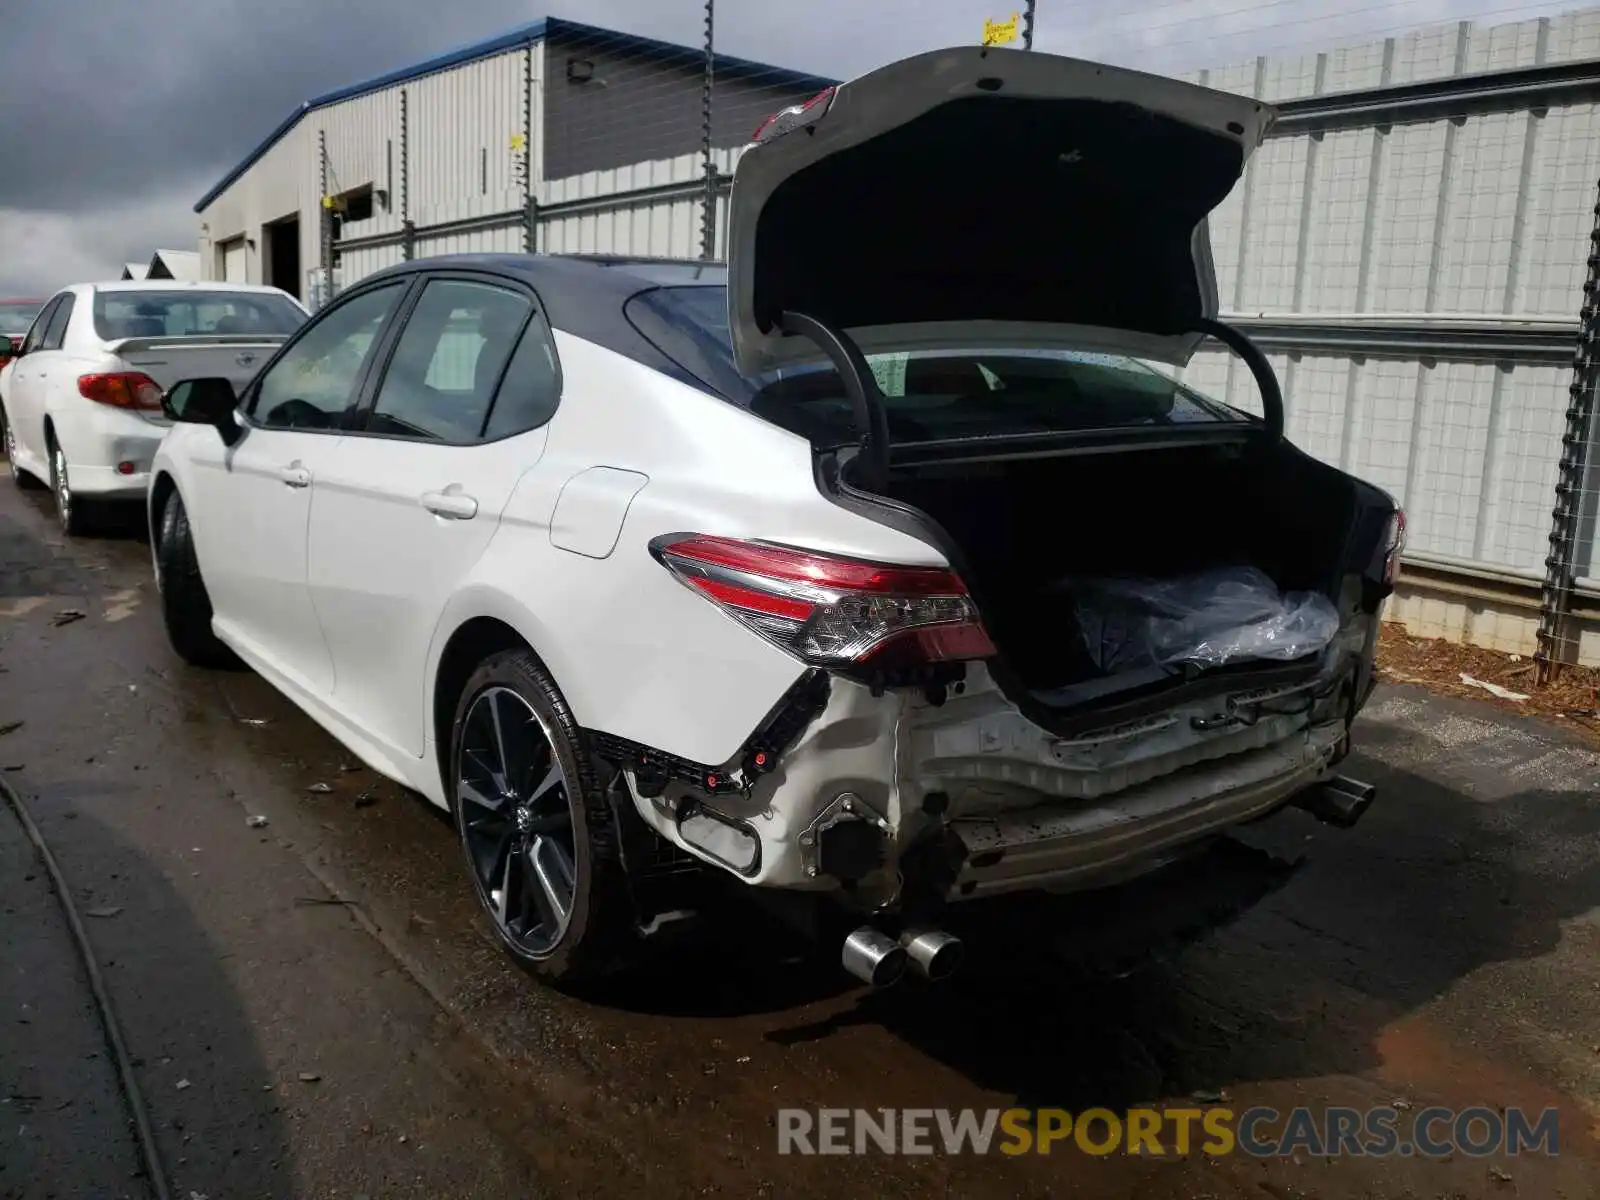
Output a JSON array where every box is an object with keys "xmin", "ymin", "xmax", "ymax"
[
  {"xmin": 1180, "ymin": 10, "xmax": 1600, "ymax": 595},
  {"xmin": 197, "ymin": 128, "xmax": 313, "ymax": 288},
  {"xmin": 407, "ymin": 52, "xmax": 527, "ymax": 226},
  {"xmin": 541, "ymin": 30, "xmax": 820, "ymax": 180},
  {"xmin": 413, "ymin": 222, "xmax": 526, "ymax": 258},
  {"xmin": 335, "ymin": 240, "xmax": 405, "ymax": 283},
  {"xmin": 317, "ymin": 88, "xmax": 402, "ymax": 208},
  {"xmin": 198, "ymin": 41, "xmax": 540, "ymax": 300},
  {"xmin": 538, "ymin": 147, "xmax": 740, "ymax": 256}
]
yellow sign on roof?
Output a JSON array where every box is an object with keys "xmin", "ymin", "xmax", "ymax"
[{"xmin": 982, "ymin": 12, "xmax": 1021, "ymax": 46}]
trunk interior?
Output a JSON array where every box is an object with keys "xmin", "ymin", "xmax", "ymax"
[{"xmin": 866, "ymin": 436, "xmax": 1363, "ymax": 704}]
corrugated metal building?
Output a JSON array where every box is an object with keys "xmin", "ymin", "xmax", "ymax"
[{"xmin": 193, "ymin": 16, "xmax": 829, "ymax": 303}]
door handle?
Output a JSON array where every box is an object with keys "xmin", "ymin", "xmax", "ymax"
[
  {"xmin": 278, "ymin": 464, "xmax": 311, "ymax": 488},
  {"xmin": 420, "ymin": 489, "xmax": 479, "ymax": 520}
]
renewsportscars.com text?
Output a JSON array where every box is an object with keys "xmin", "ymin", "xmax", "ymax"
[{"xmin": 776, "ymin": 1105, "xmax": 1560, "ymax": 1158}]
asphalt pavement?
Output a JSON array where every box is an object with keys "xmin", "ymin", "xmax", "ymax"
[{"xmin": 4, "ymin": 473, "xmax": 1600, "ymax": 1199}]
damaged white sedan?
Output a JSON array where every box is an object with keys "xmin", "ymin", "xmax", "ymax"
[{"xmin": 148, "ymin": 45, "xmax": 1403, "ymax": 988}]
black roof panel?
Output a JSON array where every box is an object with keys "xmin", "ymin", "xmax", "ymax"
[{"xmin": 353, "ymin": 253, "xmax": 728, "ymax": 391}]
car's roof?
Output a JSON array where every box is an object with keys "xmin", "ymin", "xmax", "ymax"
[
  {"xmin": 354, "ymin": 254, "xmax": 730, "ymax": 389},
  {"xmin": 361, "ymin": 253, "xmax": 726, "ymax": 296}
]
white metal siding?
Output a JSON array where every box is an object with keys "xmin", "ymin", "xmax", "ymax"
[
  {"xmin": 199, "ymin": 126, "xmax": 313, "ymax": 294},
  {"xmin": 197, "ymin": 41, "xmax": 543, "ymax": 306},
  {"xmin": 408, "ymin": 52, "xmax": 528, "ymax": 226},
  {"xmin": 539, "ymin": 147, "xmax": 742, "ymax": 257}
]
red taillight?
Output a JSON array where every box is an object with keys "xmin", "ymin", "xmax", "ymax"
[
  {"xmin": 1384, "ymin": 509, "xmax": 1407, "ymax": 585},
  {"xmin": 653, "ymin": 534, "xmax": 996, "ymax": 668},
  {"xmin": 78, "ymin": 372, "xmax": 164, "ymax": 411},
  {"xmin": 751, "ymin": 86, "xmax": 837, "ymax": 144}
]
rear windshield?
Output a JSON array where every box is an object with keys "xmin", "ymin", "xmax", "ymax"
[
  {"xmin": 92, "ymin": 290, "xmax": 306, "ymax": 341},
  {"xmin": 625, "ymin": 284, "xmax": 1249, "ymax": 445},
  {"xmin": 0, "ymin": 302, "xmax": 41, "ymax": 336}
]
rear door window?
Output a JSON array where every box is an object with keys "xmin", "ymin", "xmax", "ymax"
[
  {"xmin": 364, "ymin": 278, "xmax": 533, "ymax": 444},
  {"xmin": 20, "ymin": 298, "xmax": 60, "ymax": 355},
  {"xmin": 40, "ymin": 295, "xmax": 74, "ymax": 350}
]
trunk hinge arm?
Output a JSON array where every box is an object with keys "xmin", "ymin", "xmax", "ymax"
[
  {"xmin": 1192, "ymin": 318, "xmax": 1285, "ymax": 442},
  {"xmin": 777, "ymin": 310, "xmax": 892, "ymax": 488}
]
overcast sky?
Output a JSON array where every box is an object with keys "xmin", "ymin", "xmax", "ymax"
[{"xmin": 0, "ymin": 0, "xmax": 1578, "ymax": 296}]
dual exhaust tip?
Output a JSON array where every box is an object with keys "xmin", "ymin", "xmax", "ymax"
[{"xmin": 841, "ymin": 925, "xmax": 962, "ymax": 988}]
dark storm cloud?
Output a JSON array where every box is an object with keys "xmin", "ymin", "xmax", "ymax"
[
  {"xmin": 0, "ymin": 0, "xmax": 542, "ymax": 212},
  {"xmin": 0, "ymin": 0, "xmax": 875, "ymax": 217}
]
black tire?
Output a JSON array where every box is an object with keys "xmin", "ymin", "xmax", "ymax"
[
  {"xmin": 47, "ymin": 437, "xmax": 92, "ymax": 536},
  {"xmin": 2, "ymin": 404, "xmax": 41, "ymax": 490},
  {"xmin": 450, "ymin": 649, "xmax": 635, "ymax": 987},
  {"xmin": 157, "ymin": 490, "xmax": 237, "ymax": 668}
]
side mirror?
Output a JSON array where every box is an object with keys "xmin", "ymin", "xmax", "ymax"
[{"xmin": 164, "ymin": 377, "xmax": 242, "ymax": 444}]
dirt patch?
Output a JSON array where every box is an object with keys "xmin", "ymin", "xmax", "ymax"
[{"xmin": 1376, "ymin": 621, "xmax": 1600, "ymax": 738}]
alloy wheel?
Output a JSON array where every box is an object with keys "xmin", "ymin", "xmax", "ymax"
[{"xmin": 457, "ymin": 685, "xmax": 579, "ymax": 957}]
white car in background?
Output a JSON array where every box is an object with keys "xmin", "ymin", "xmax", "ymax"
[
  {"xmin": 147, "ymin": 48, "xmax": 1403, "ymax": 992},
  {"xmin": 0, "ymin": 280, "xmax": 307, "ymax": 534}
]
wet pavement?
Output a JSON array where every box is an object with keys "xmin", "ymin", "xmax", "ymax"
[{"xmin": 4, "ymin": 477, "xmax": 1600, "ymax": 1199}]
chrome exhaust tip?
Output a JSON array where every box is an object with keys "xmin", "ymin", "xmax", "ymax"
[
  {"xmin": 1294, "ymin": 774, "xmax": 1377, "ymax": 829},
  {"xmin": 841, "ymin": 926, "xmax": 908, "ymax": 988},
  {"xmin": 899, "ymin": 927, "xmax": 963, "ymax": 982}
]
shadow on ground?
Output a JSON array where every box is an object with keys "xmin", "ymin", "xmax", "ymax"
[
  {"xmin": 0, "ymin": 799, "xmax": 295, "ymax": 1200},
  {"xmin": 759, "ymin": 748, "xmax": 1600, "ymax": 1116}
]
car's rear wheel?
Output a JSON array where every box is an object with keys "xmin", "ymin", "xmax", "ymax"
[
  {"xmin": 156, "ymin": 490, "xmax": 237, "ymax": 668},
  {"xmin": 451, "ymin": 650, "xmax": 633, "ymax": 986},
  {"xmin": 48, "ymin": 438, "xmax": 90, "ymax": 536},
  {"xmin": 1, "ymin": 406, "xmax": 40, "ymax": 490}
]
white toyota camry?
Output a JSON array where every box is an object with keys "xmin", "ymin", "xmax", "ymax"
[
  {"xmin": 1, "ymin": 280, "xmax": 306, "ymax": 534},
  {"xmin": 148, "ymin": 47, "xmax": 1403, "ymax": 988}
]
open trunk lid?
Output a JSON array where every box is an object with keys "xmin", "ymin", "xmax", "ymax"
[{"xmin": 725, "ymin": 46, "xmax": 1276, "ymax": 375}]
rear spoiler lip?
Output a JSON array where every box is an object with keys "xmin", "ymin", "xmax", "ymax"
[{"xmin": 103, "ymin": 334, "xmax": 290, "ymax": 355}]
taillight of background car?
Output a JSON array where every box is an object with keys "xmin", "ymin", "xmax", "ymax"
[
  {"xmin": 652, "ymin": 534, "xmax": 996, "ymax": 669},
  {"xmin": 78, "ymin": 372, "xmax": 164, "ymax": 412}
]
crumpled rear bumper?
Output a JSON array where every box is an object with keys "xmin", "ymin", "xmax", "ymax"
[
  {"xmin": 946, "ymin": 717, "xmax": 1346, "ymax": 900},
  {"xmin": 623, "ymin": 627, "xmax": 1374, "ymax": 904}
]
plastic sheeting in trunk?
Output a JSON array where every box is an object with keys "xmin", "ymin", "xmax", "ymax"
[{"xmin": 1071, "ymin": 566, "xmax": 1340, "ymax": 674}]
